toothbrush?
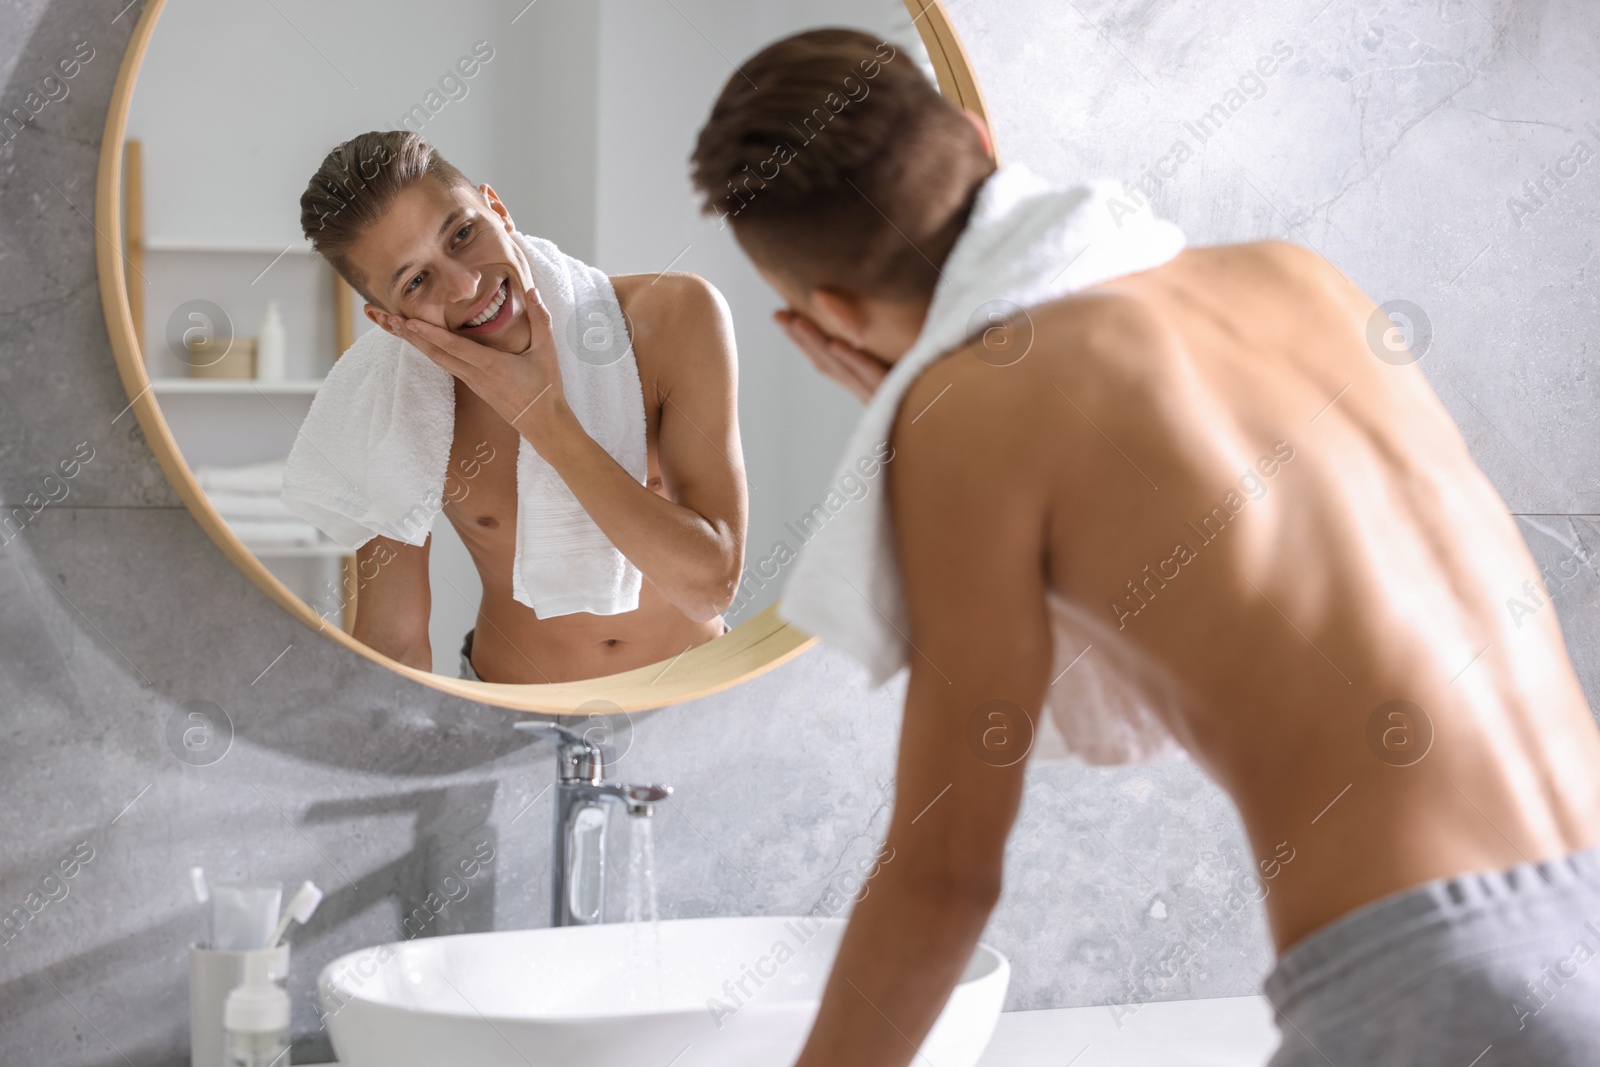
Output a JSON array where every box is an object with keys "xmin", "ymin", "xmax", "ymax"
[
  {"xmin": 190, "ymin": 867, "xmax": 212, "ymax": 947},
  {"xmin": 267, "ymin": 880, "xmax": 324, "ymax": 948}
]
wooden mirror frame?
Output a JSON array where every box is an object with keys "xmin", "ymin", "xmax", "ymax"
[{"xmin": 94, "ymin": 0, "xmax": 992, "ymax": 713}]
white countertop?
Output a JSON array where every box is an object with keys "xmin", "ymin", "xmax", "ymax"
[
  {"xmin": 304, "ymin": 995, "xmax": 1279, "ymax": 1067},
  {"xmin": 976, "ymin": 996, "xmax": 1278, "ymax": 1066}
]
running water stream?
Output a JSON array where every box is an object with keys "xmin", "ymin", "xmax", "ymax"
[{"xmin": 623, "ymin": 813, "xmax": 664, "ymax": 1006}]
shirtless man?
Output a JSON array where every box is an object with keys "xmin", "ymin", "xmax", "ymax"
[
  {"xmin": 297, "ymin": 132, "xmax": 744, "ymax": 683},
  {"xmin": 691, "ymin": 30, "xmax": 1600, "ymax": 1066}
]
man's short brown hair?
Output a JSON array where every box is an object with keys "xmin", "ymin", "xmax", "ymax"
[
  {"xmin": 299, "ymin": 130, "xmax": 473, "ymax": 302},
  {"xmin": 690, "ymin": 28, "xmax": 994, "ymax": 301}
]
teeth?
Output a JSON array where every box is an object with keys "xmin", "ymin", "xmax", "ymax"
[{"xmin": 465, "ymin": 283, "xmax": 507, "ymax": 328}]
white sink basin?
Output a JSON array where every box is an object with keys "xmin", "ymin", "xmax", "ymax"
[{"xmin": 319, "ymin": 915, "xmax": 1009, "ymax": 1067}]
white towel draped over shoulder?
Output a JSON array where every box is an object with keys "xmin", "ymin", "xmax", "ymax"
[
  {"xmin": 776, "ymin": 165, "xmax": 1190, "ymax": 762},
  {"xmin": 280, "ymin": 232, "xmax": 648, "ymax": 619}
]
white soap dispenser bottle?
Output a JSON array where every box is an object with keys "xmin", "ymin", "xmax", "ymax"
[
  {"xmin": 222, "ymin": 949, "xmax": 291, "ymax": 1066},
  {"xmin": 256, "ymin": 301, "xmax": 287, "ymax": 382}
]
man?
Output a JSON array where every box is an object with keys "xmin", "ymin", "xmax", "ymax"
[
  {"xmin": 296, "ymin": 131, "xmax": 745, "ymax": 683},
  {"xmin": 691, "ymin": 29, "xmax": 1600, "ymax": 1066}
]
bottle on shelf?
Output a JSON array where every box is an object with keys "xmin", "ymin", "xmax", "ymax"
[{"xmin": 256, "ymin": 301, "xmax": 287, "ymax": 382}]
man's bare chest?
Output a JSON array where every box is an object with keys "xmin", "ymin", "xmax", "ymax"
[{"xmin": 440, "ymin": 379, "xmax": 668, "ymax": 545}]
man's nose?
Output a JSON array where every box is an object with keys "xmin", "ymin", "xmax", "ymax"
[{"xmin": 441, "ymin": 264, "xmax": 481, "ymax": 304}]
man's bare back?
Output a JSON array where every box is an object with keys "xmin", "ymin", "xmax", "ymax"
[
  {"xmin": 895, "ymin": 239, "xmax": 1600, "ymax": 952},
  {"xmin": 688, "ymin": 33, "xmax": 1600, "ymax": 1065}
]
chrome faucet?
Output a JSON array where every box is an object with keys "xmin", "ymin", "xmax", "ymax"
[{"xmin": 514, "ymin": 721, "xmax": 671, "ymax": 927}]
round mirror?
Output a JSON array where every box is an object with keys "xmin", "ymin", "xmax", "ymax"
[{"xmin": 96, "ymin": 0, "xmax": 989, "ymax": 712}]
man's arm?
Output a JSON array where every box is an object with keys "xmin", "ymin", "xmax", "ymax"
[
  {"xmin": 792, "ymin": 358, "xmax": 1054, "ymax": 1067},
  {"xmin": 349, "ymin": 534, "xmax": 433, "ymax": 672},
  {"xmin": 536, "ymin": 272, "xmax": 747, "ymax": 622},
  {"xmin": 397, "ymin": 275, "xmax": 746, "ymax": 623}
]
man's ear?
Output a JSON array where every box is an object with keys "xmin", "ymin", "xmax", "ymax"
[
  {"xmin": 960, "ymin": 108, "xmax": 996, "ymax": 161},
  {"xmin": 810, "ymin": 287, "xmax": 871, "ymax": 348},
  {"xmin": 364, "ymin": 303, "xmax": 400, "ymax": 336},
  {"xmin": 480, "ymin": 183, "xmax": 515, "ymax": 233}
]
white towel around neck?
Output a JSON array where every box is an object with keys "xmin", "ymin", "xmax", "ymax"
[
  {"xmin": 776, "ymin": 164, "xmax": 1187, "ymax": 686},
  {"xmin": 280, "ymin": 232, "xmax": 647, "ymax": 619}
]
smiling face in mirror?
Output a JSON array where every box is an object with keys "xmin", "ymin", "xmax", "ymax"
[
  {"xmin": 124, "ymin": 0, "xmax": 941, "ymax": 694},
  {"xmin": 345, "ymin": 177, "xmax": 533, "ymax": 355}
]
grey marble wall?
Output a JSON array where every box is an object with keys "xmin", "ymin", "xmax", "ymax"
[{"xmin": 0, "ymin": 1, "xmax": 1596, "ymax": 1065}]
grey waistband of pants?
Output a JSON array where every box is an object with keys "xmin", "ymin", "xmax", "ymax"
[{"xmin": 1263, "ymin": 843, "xmax": 1600, "ymax": 1066}]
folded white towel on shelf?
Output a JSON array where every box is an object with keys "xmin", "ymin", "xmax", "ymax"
[
  {"xmin": 195, "ymin": 460, "xmax": 287, "ymax": 496},
  {"xmin": 280, "ymin": 232, "xmax": 648, "ymax": 619},
  {"xmin": 225, "ymin": 519, "xmax": 323, "ymax": 547},
  {"xmin": 207, "ymin": 491, "xmax": 303, "ymax": 523},
  {"xmin": 777, "ymin": 164, "xmax": 1187, "ymax": 687}
]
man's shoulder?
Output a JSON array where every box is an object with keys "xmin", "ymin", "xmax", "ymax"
[
  {"xmin": 607, "ymin": 272, "xmax": 735, "ymax": 412},
  {"xmin": 886, "ymin": 284, "xmax": 1200, "ymax": 507},
  {"xmin": 1030, "ymin": 286, "xmax": 1174, "ymax": 359},
  {"xmin": 1240, "ymin": 237, "xmax": 1342, "ymax": 279},
  {"xmin": 1167, "ymin": 239, "xmax": 1351, "ymax": 304},
  {"xmin": 610, "ymin": 271, "xmax": 729, "ymax": 335},
  {"xmin": 893, "ymin": 289, "xmax": 1172, "ymax": 432}
]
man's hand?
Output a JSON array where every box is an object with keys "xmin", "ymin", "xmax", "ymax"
[
  {"xmin": 776, "ymin": 308, "xmax": 891, "ymax": 404},
  {"xmin": 392, "ymin": 286, "xmax": 572, "ymax": 452}
]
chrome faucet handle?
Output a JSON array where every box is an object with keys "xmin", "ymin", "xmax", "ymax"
[
  {"xmin": 514, "ymin": 720, "xmax": 605, "ymax": 782},
  {"xmin": 513, "ymin": 720, "xmax": 587, "ymax": 745},
  {"xmin": 621, "ymin": 783, "xmax": 672, "ymax": 817}
]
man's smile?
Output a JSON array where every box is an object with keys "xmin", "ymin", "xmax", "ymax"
[{"xmin": 455, "ymin": 277, "xmax": 512, "ymax": 335}]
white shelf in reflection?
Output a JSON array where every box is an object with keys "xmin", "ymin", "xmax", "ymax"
[
  {"xmin": 151, "ymin": 378, "xmax": 324, "ymax": 395},
  {"xmin": 245, "ymin": 542, "xmax": 350, "ymax": 559}
]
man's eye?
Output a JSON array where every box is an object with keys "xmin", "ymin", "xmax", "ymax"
[
  {"xmin": 455, "ymin": 223, "xmax": 472, "ymax": 242},
  {"xmin": 405, "ymin": 273, "xmax": 425, "ymax": 293}
]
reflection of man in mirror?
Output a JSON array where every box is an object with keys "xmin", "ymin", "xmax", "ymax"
[
  {"xmin": 692, "ymin": 29, "xmax": 1600, "ymax": 1067},
  {"xmin": 285, "ymin": 131, "xmax": 745, "ymax": 684}
]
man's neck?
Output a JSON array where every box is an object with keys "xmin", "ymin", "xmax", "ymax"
[{"xmin": 873, "ymin": 294, "xmax": 935, "ymax": 366}]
